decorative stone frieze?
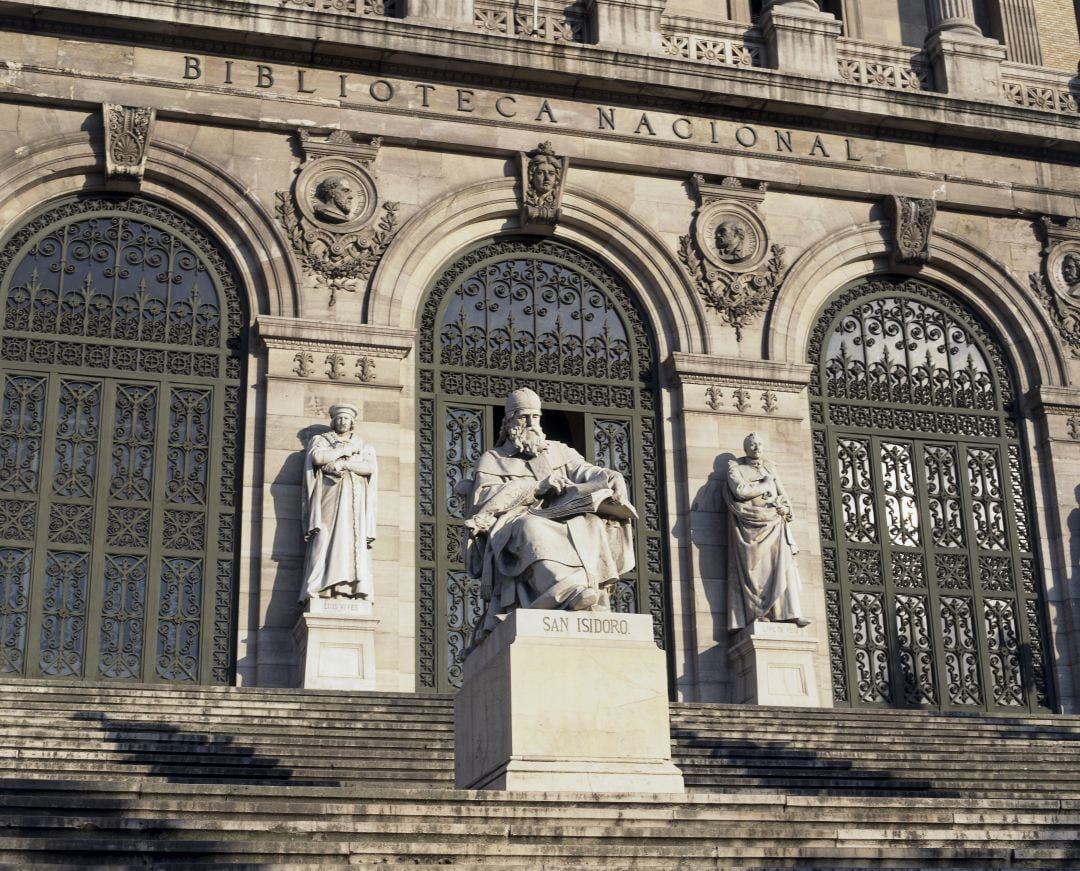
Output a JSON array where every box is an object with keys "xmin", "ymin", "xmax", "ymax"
[
  {"xmin": 678, "ymin": 175, "xmax": 786, "ymax": 341},
  {"xmin": 1031, "ymin": 217, "xmax": 1080, "ymax": 357},
  {"xmin": 275, "ymin": 130, "xmax": 400, "ymax": 306},
  {"xmin": 519, "ymin": 141, "xmax": 568, "ymax": 233},
  {"xmin": 669, "ymin": 353, "xmax": 811, "ymax": 421},
  {"xmin": 102, "ymin": 103, "xmax": 156, "ymax": 184},
  {"xmin": 885, "ymin": 195, "xmax": 936, "ymax": 267}
]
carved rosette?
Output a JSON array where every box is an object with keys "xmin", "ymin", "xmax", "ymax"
[
  {"xmin": 678, "ymin": 175, "xmax": 785, "ymax": 341},
  {"xmin": 519, "ymin": 141, "xmax": 569, "ymax": 232},
  {"xmin": 102, "ymin": 103, "xmax": 156, "ymax": 183},
  {"xmin": 885, "ymin": 195, "xmax": 936, "ymax": 266},
  {"xmin": 276, "ymin": 130, "xmax": 400, "ymax": 306},
  {"xmin": 1031, "ymin": 216, "xmax": 1080, "ymax": 357}
]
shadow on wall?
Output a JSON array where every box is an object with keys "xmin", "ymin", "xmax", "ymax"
[{"xmin": 688, "ymin": 452, "xmax": 735, "ymax": 702}]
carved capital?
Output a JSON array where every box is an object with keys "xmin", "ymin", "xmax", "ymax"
[
  {"xmin": 885, "ymin": 195, "xmax": 936, "ymax": 267},
  {"xmin": 519, "ymin": 141, "xmax": 569, "ymax": 233},
  {"xmin": 1031, "ymin": 216, "xmax": 1080, "ymax": 357},
  {"xmin": 276, "ymin": 130, "xmax": 399, "ymax": 306},
  {"xmin": 679, "ymin": 176, "xmax": 785, "ymax": 341},
  {"xmin": 102, "ymin": 103, "xmax": 156, "ymax": 184}
]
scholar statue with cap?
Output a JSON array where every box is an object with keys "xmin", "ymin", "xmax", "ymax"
[
  {"xmin": 464, "ymin": 388, "xmax": 638, "ymax": 644},
  {"xmin": 300, "ymin": 403, "xmax": 378, "ymax": 601}
]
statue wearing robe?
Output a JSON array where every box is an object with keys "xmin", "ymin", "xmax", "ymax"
[
  {"xmin": 301, "ymin": 408, "xmax": 378, "ymax": 601},
  {"xmin": 724, "ymin": 434, "xmax": 808, "ymax": 630}
]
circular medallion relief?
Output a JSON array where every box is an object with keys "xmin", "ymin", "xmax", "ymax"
[
  {"xmin": 296, "ymin": 158, "xmax": 378, "ymax": 232},
  {"xmin": 1048, "ymin": 242, "xmax": 1080, "ymax": 302},
  {"xmin": 695, "ymin": 202, "xmax": 769, "ymax": 273}
]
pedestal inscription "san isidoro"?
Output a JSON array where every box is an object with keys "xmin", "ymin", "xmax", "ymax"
[
  {"xmin": 541, "ymin": 615, "xmax": 632, "ymax": 636},
  {"xmin": 178, "ymin": 56, "xmax": 867, "ymax": 164}
]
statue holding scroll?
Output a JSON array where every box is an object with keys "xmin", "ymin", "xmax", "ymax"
[
  {"xmin": 725, "ymin": 432, "xmax": 809, "ymax": 630},
  {"xmin": 465, "ymin": 388, "xmax": 637, "ymax": 642},
  {"xmin": 301, "ymin": 403, "xmax": 378, "ymax": 601}
]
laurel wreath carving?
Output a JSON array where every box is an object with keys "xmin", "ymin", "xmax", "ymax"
[
  {"xmin": 1031, "ymin": 273, "xmax": 1080, "ymax": 357},
  {"xmin": 275, "ymin": 195, "xmax": 399, "ymax": 306},
  {"xmin": 678, "ymin": 235, "xmax": 785, "ymax": 341}
]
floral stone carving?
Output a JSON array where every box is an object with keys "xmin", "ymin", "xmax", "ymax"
[
  {"xmin": 1032, "ymin": 216, "xmax": 1080, "ymax": 356},
  {"xmin": 102, "ymin": 103, "xmax": 156, "ymax": 183},
  {"xmin": 276, "ymin": 130, "xmax": 400, "ymax": 305},
  {"xmin": 885, "ymin": 195, "xmax": 936, "ymax": 266},
  {"xmin": 679, "ymin": 175, "xmax": 785, "ymax": 341},
  {"xmin": 519, "ymin": 141, "xmax": 568, "ymax": 232}
]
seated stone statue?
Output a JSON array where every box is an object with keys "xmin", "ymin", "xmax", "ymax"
[
  {"xmin": 725, "ymin": 432, "xmax": 809, "ymax": 630},
  {"xmin": 465, "ymin": 388, "xmax": 637, "ymax": 643}
]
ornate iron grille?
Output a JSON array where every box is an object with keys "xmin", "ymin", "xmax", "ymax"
[
  {"xmin": 810, "ymin": 279, "xmax": 1053, "ymax": 712},
  {"xmin": 416, "ymin": 237, "xmax": 666, "ymax": 692},
  {"xmin": 0, "ymin": 197, "xmax": 245, "ymax": 684}
]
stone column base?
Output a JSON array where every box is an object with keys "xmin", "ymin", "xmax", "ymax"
[
  {"xmin": 761, "ymin": 7, "xmax": 842, "ymax": 79},
  {"xmin": 729, "ymin": 621, "xmax": 820, "ymax": 707},
  {"xmin": 924, "ymin": 31, "xmax": 1006, "ymax": 100},
  {"xmin": 454, "ymin": 609, "xmax": 685, "ymax": 793},
  {"xmin": 293, "ymin": 598, "xmax": 378, "ymax": 691}
]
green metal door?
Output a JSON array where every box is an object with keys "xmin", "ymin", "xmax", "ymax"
[
  {"xmin": 811, "ymin": 279, "xmax": 1053, "ymax": 712},
  {"xmin": 416, "ymin": 237, "xmax": 666, "ymax": 692},
  {"xmin": 0, "ymin": 197, "xmax": 245, "ymax": 684}
]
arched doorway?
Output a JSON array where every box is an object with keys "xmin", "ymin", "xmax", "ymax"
[
  {"xmin": 415, "ymin": 237, "xmax": 667, "ymax": 692},
  {"xmin": 810, "ymin": 277, "xmax": 1054, "ymax": 712},
  {"xmin": 0, "ymin": 196, "xmax": 246, "ymax": 684}
]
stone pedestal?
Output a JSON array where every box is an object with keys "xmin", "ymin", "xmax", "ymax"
[
  {"xmin": 584, "ymin": 0, "xmax": 665, "ymax": 53},
  {"xmin": 924, "ymin": 31, "xmax": 1006, "ymax": 101},
  {"xmin": 454, "ymin": 610, "xmax": 685, "ymax": 793},
  {"xmin": 729, "ymin": 621, "xmax": 820, "ymax": 707},
  {"xmin": 403, "ymin": 0, "xmax": 474, "ymax": 26},
  {"xmin": 293, "ymin": 598, "xmax": 379, "ymax": 691},
  {"xmin": 760, "ymin": 4, "xmax": 842, "ymax": 80}
]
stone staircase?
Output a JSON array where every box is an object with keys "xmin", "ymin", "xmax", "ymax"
[{"xmin": 0, "ymin": 680, "xmax": 1077, "ymax": 868}]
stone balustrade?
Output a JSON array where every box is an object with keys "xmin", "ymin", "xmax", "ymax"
[
  {"xmin": 281, "ymin": 0, "xmax": 399, "ymax": 17},
  {"xmin": 660, "ymin": 16, "xmax": 765, "ymax": 69},
  {"xmin": 472, "ymin": 0, "xmax": 587, "ymax": 42},
  {"xmin": 836, "ymin": 39, "xmax": 931, "ymax": 93},
  {"xmin": 1001, "ymin": 63, "xmax": 1080, "ymax": 113}
]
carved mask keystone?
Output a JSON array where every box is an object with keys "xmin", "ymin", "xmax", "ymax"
[
  {"xmin": 885, "ymin": 195, "xmax": 936, "ymax": 267},
  {"xmin": 1031, "ymin": 216, "xmax": 1080, "ymax": 357},
  {"xmin": 678, "ymin": 175, "xmax": 785, "ymax": 341},
  {"xmin": 275, "ymin": 130, "xmax": 400, "ymax": 306},
  {"xmin": 102, "ymin": 103, "xmax": 156, "ymax": 184},
  {"xmin": 519, "ymin": 141, "xmax": 569, "ymax": 233}
]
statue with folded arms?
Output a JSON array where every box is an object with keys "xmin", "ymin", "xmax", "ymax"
[
  {"xmin": 301, "ymin": 403, "xmax": 378, "ymax": 602},
  {"xmin": 725, "ymin": 432, "xmax": 809, "ymax": 631},
  {"xmin": 464, "ymin": 388, "xmax": 638, "ymax": 643}
]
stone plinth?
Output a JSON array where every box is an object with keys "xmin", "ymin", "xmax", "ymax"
[
  {"xmin": 924, "ymin": 31, "xmax": 1006, "ymax": 100},
  {"xmin": 454, "ymin": 609, "xmax": 685, "ymax": 793},
  {"xmin": 293, "ymin": 598, "xmax": 378, "ymax": 691},
  {"xmin": 403, "ymin": 0, "xmax": 474, "ymax": 26},
  {"xmin": 760, "ymin": 5, "xmax": 842, "ymax": 79},
  {"xmin": 729, "ymin": 621, "xmax": 820, "ymax": 707},
  {"xmin": 584, "ymin": 0, "xmax": 665, "ymax": 53}
]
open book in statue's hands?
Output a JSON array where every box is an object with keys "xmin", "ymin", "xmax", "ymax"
[{"xmin": 530, "ymin": 478, "xmax": 638, "ymax": 522}]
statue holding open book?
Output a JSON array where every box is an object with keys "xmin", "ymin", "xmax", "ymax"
[{"xmin": 463, "ymin": 388, "xmax": 638, "ymax": 644}]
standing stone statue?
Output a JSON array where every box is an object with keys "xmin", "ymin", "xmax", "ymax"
[
  {"xmin": 465, "ymin": 388, "xmax": 637, "ymax": 642},
  {"xmin": 301, "ymin": 403, "xmax": 378, "ymax": 601},
  {"xmin": 724, "ymin": 432, "xmax": 809, "ymax": 630}
]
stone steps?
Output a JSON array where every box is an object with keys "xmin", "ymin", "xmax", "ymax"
[{"xmin": 0, "ymin": 682, "xmax": 1078, "ymax": 866}]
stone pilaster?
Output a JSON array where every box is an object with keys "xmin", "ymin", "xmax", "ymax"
[
  {"xmin": 402, "ymin": 0, "xmax": 474, "ymax": 27},
  {"xmin": 760, "ymin": 0, "xmax": 842, "ymax": 80},
  {"xmin": 923, "ymin": 0, "xmax": 1006, "ymax": 100},
  {"xmin": 584, "ymin": 0, "xmax": 665, "ymax": 53},
  {"xmin": 997, "ymin": 0, "xmax": 1043, "ymax": 66}
]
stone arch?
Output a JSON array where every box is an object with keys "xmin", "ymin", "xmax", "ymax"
[
  {"xmin": 768, "ymin": 222, "xmax": 1069, "ymax": 393},
  {"xmin": 0, "ymin": 133, "xmax": 299, "ymax": 321},
  {"xmin": 369, "ymin": 178, "xmax": 708, "ymax": 358}
]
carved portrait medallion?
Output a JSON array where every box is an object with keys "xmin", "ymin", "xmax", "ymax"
[
  {"xmin": 694, "ymin": 201, "xmax": 769, "ymax": 274},
  {"xmin": 296, "ymin": 157, "xmax": 378, "ymax": 232},
  {"xmin": 1047, "ymin": 241, "xmax": 1080, "ymax": 302}
]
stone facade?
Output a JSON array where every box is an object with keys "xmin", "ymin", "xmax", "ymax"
[{"xmin": 0, "ymin": 0, "xmax": 1076, "ymax": 712}]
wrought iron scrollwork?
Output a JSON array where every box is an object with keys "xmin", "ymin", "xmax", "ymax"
[
  {"xmin": 0, "ymin": 197, "xmax": 245, "ymax": 684},
  {"xmin": 810, "ymin": 278, "xmax": 1053, "ymax": 712}
]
